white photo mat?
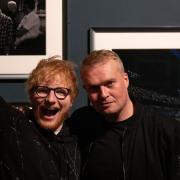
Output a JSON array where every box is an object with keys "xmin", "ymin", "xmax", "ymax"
[{"xmin": 90, "ymin": 27, "xmax": 180, "ymax": 51}]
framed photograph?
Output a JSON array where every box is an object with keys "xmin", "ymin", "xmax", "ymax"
[
  {"xmin": 0, "ymin": 0, "xmax": 64, "ymax": 79},
  {"xmin": 90, "ymin": 27, "xmax": 180, "ymax": 117}
]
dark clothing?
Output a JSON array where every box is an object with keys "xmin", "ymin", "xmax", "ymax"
[
  {"xmin": 0, "ymin": 97, "xmax": 81, "ymax": 180},
  {"xmin": 83, "ymin": 118, "xmax": 132, "ymax": 180},
  {"xmin": 69, "ymin": 101, "xmax": 180, "ymax": 180},
  {"xmin": 5, "ymin": 10, "xmax": 21, "ymax": 54},
  {"xmin": 6, "ymin": 10, "xmax": 19, "ymax": 32},
  {"xmin": 14, "ymin": 34, "xmax": 46, "ymax": 55},
  {"xmin": 0, "ymin": 13, "xmax": 13, "ymax": 54}
]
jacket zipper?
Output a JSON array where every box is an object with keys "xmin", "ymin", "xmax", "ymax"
[
  {"xmin": 122, "ymin": 127, "xmax": 128, "ymax": 180},
  {"xmin": 82, "ymin": 142, "xmax": 94, "ymax": 175}
]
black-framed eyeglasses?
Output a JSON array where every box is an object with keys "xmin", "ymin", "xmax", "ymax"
[{"xmin": 33, "ymin": 86, "xmax": 71, "ymax": 100}]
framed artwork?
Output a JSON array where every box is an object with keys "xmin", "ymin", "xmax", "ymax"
[
  {"xmin": 0, "ymin": 0, "xmax": 64, "ymax": 79},
  {"xmin": 90, "ymin": 27, "xmax": 180, "ymax": 118},
  {"xmin": 90, "ymin": 27, "xmax": 180, "ymax": 51}
]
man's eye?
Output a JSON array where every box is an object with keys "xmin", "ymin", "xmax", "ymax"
[
  {"xmin": 56, "ymin": 88, "xmax": 68, "ymax": 95},
  {"xmin": 37, "ymin": 88, "xmax": 48, "ymax": 94},
  {"xmin": 106, "ymin": 81, "xmax": 115, "ymax": 88}
]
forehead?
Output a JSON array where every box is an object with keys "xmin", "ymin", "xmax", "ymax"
[
  {"xmin": 82, "ymin": 60, "xmax": 123, "ymax": 85},
  {"xmin": 39, "ymin": 74, "xmax": 69, "ymax": 87},
  {"xmin": 84, "ymin": 60, "xmax": 121, "ymax": 75}
]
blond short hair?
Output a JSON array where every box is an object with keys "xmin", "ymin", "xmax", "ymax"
[{"xmin": 80, "ymin": 49, "xmax": 125, "ymax": 75}]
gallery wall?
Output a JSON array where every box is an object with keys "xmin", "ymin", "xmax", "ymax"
[{"xmin": 1, "ymin": 0, "xmax": 180, "ymax": 112}]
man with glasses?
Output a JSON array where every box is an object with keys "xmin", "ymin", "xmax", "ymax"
[{"xmin": 0, "ymin": 56, "xmax": 80, "ymax": 180}]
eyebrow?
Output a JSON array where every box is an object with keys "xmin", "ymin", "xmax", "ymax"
[{"xmin": 86, "ymin": 79, "xmax": 116, "ymax": 88}]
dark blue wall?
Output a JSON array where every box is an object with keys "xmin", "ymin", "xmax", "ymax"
[
  {"xmin": 1, "ymin": 0, "xmax": 180, "ymax": 111},
  {"xmin": 0, "ymin": 80, "xmax": 27, "ymax": 103}
]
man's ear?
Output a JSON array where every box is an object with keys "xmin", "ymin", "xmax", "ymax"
[{"xmin": 124, "ymin": 72, "xmax": 129, "ymax": 88}]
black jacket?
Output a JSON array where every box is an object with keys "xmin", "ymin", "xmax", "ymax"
[
  {"xmin": 69, "ymin": 101, "xmax": 180, "ymax": 180},
  {"xmin": 0, "ymin": 97, "xmax": 81, "ymax": 180}
]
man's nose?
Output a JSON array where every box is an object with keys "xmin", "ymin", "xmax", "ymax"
[
  {"xmin": 99, "ymin": 86, "xmax": 108, "ymax": 98},
  {"xmin": 46, "ymin": 90, "xmax": 56, "ymax": 102}
]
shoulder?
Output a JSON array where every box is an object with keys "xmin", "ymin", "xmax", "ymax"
[
  {"xmin": 0, "ymin": 96, "xmax": 14, "ymax": 115},
  {"xmin": 3, "ymin": 13, "xmax": 12, "ymax": 22},
  {"xmin": 67, "ymin": 106, "xmax": 105, "ymax": 142},
  {"xmin": 135, "ymin": 102, "xmax": 180, "ymax": 136},
  {"xmin": 70, "ymin": 106, "xmax": 103, "ymax": 126},
  {"xmin": 72, "ymin": 105, "xmax": 102, "ymax": 117}
]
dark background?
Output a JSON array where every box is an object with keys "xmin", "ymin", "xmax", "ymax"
[{"xmin": 114, "ymin": 49, "xmax": 180, "ymax": 96}]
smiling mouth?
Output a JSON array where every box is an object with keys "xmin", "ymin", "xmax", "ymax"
[{"xmin": 41, "ymin": 107, "xmax": 59, "ymax": 116}]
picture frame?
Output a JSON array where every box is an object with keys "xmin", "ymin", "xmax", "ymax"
[
  {"xmin": 89, "ymin": 27, "xmax": 180, "ymax": 117},
  {"xmin": 0, "ymin": 0, "xmax": 64, "ymax": 79},
  {"xmin": 89, "ymin": 27, "xmax": 180, "ymax": 51}
]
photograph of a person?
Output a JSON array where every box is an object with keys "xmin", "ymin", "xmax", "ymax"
[{"xmin": 0, "ymin": 0, "xmax": 46, "ymax": 55}]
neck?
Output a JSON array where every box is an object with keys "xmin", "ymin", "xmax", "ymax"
[
  {"xmin": 106, "ymin": 98, "xmax": 134, "ymax": 123},
  {"xmin": 118, "ymin": 99, "xmax": 134, "ymax": 121}
]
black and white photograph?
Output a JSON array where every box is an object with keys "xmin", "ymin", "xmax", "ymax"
[
  {"xmin": 0, "ymin": 0, "xmax": 62, "ymax": 78},
  {"xmin": 0, "ymin": 0, "xmax": 46, "ymax": 55}
]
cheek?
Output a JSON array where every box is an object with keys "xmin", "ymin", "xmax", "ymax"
[
  {"xmin": 114, "ymin": 85, "xmax": 128, "ymax": 101},
  {"xmin": 60, "ymin": 97, "xmax": 73, "ymax": 110},
  {"xmin": 31, "ymin": 95, "xmax": 44, "ymax": 108}
]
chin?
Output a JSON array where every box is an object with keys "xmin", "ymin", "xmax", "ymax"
[
  {"xmin": 38, "ymin": 119, "xmax": 61, "ymax": 131},
  {"xmin": 98, "ymin": 108, "xmax": 113, "ymax": 114}
]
